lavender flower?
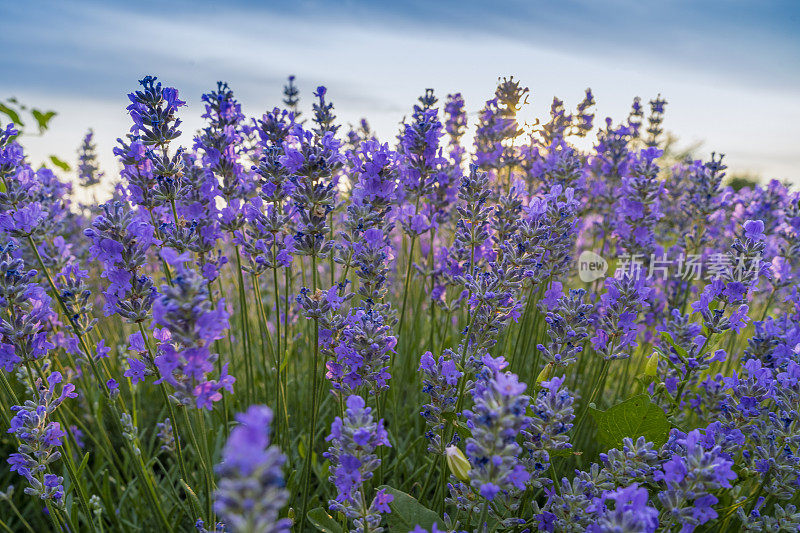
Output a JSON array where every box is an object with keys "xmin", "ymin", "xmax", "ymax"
[
  {"xmin": 282, "ymin": 75, "xmax": 301, "ymax": 118},
  {"xmin": 179, "ymin": 150, "xmax": 224, "ymax": 263},
  {"xmin": 76, "ymin": 129, "xmax": 104, "ymax": 188},
  {"xmin": 214, "ymin": 405, "xmax": 290, "ymax": 533},
  {"xmin": 514, "ymin": 184, "xmax": 582, "ymax": 285},
  {"xmin": 0, "ymin": 166, "xmax": 71, "ymax": 240},
  {"xmin": 327, "ymin": 308, "xmax": 396, "ymax": 395},
  {"xmin": 536, "ymin": 288, "xmax": 592, "ymax": 368},
  {"xmin": 521, "ymin": 376, "xmax": 575, "ymax": 486},
  {"xmin": 587, "ymin": 484, "xmax": 659, "ymax": 533},
  {"xmin": 241, "ymin": 197, "xmax": 294, "ymax": 277},
  {"xmin": 0, "ymin": 122, "xmax": 22, "ymax": 180},
  {"xmin": 311, "ymin": 86, "xmax": 340, "ymax": 138},
  {"xmin": 284, "ymin": 127, "xmax": 343, "ymax": 257},
  {"xmin": 591, "ymin": 274, "xmax": 651, "ymax": 360},
  {"xmin": 399, "ymin": 96, "xmax": 444, "ymax": 205},
  {"xmin": 474, "ymin": 77, "xmax": 528, "ymax": 175},
  {"xmin": 458, "ymin": 266, "xmax": 524, "ymax": 371},
  {"xmin": 337, "ymin": 140, "xmax": 398, "ymax": 311},
  {"xmin": 8, "ymin": 371, "xmax": 77, "ymax": 505},
  {"xmin": 691, "ymin": 219, "xmax": 769, "ymax": 334},
  {"xmin": 645, "ymin": 95, "xmax": 667, "ymax": 147},
  {"xmin": 737, "ymin": 500, "xmax": 800, "ymax": 532},
  {"xmin": 0, "ymin": 243, "xmax": 54, "ymax": 371},
  {"xmin": 324, "ymin": 395, "xmax": 392, "ymax": 533},
  {"xmin": 419, "ymin": 350, "xmax": 463, "ymax": 454},
  {"xmin": 84, "ymin": 202, "xmax": 157, "ymax": 322},
  {"xmin": 462, "ymin": 356, "xmax": 530, "ymax": 502},
  {"xmin": 614, "ymin": 147, "xmax": 664, "ymax": 261},
  {"xmin": 699, "ymin": 359, "xmax": 800, "ymax": 501},
  {"xmin": 156, "ymin": 417, "xmax": 176, "ymax": 454},
  {"xmin": 152, "ymin": 263, "xmax": 234, "ymax": 409},
  {"xmin": 655, "ymin": 428, "xmax": 737, "ymax": 531},
  {"xmin": 196, "ymin": 81, "xmax": 247, "ymax": 204},
  {"xmin": 533, "ymin": 465, "xmax": 615, "ymax": 532},
  {"xmin": 55, "ymin": 263, "xmax": 98, "ymax": 338},
  {"xmin": 125, "ymin": 76, "xmax": 186, "ymax": 209},
  {"xmin": 443, "ymin": 93, "xmax": 467, "ymax": 165},
  {"xmin": 450, "ymin": 165, "xmax": 492, "ymax": 279},
  {"xmin": 600, "ymin": 440, "xmax": 660, "ymax": 493}
]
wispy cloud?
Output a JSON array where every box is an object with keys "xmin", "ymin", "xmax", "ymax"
[{"xmin": 1, "ymin": 0, "xmax": 798, "ymax": 184}]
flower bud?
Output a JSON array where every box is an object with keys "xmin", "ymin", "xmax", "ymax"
[
  {"xmin": 536, "ymin": 363, "xmax": 553, "ymax": 385},
  {"xmin": 645, "ymin": 353, "xmax": 659, "ymax": 377},
  {"xmin": 445, "ymin": 445, "xmax": 470, "ymax": 482}
]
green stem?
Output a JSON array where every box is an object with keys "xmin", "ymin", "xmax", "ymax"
[
  {"xmin": 272, "ymin": 266, "xmax": 289, "ymax": 446},
  {"xmin": 299, "ymin": 253, "xmax": 321, "ymax": 528},
  {"xmin": 233, "ymin": 245, "xmax": 255, "ymax": 405},
  {"xmin": 138, "ymin": 323, "xmax": 200, "ymax": 520},
  {"xmin": 478, "ymin": 500, "xmax": 490, "ymax": 533}
]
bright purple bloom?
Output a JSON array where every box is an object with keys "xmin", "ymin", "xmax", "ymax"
[{"xmin": 214, "ymin": 405, "xmax": 290, "ymax": 532}]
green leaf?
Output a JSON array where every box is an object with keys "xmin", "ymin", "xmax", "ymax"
[
  {"xmin": 440, "ymin": 410, "xmax": 457, "ymax": 422},
  {"xmin": 548, "ymin": 447, "xmax": 582, "ymax": 458},
  {"xmin": 589, "ymin": 393, "xmax": 671, "ymax": 449},
  {"xmin": 659, "ymin": 331, "xmax": 689, "ymax": 362},
  {"xmin": 378, "ymin": 485, "xmax": 444, "ymax": 531},
  {"xmin": 0, "ymin": 103, "xmax": 23, "ymax": 126},
  {"xmin": 635, "ymin": 374, "xmax": 655, "ymax": 389},
  {"xmin": 76, "ymin": 452, "xmax": 91, "ymax": 476},
  {"xmin": 454, "ymin": 421, "xmax": 471, "ymax": 441},
  {"xmin": 32, "ymin": 109, "xmax": 57, "ymax": 133},
  {"xmin": 49, "ymin": 155, "xmax": 71, "ymax": 171},
  {"xmin": 440, "ymin": 411, "xmax": 470, "ymax": 440},
  {"xmin": 307, "ymin": 507, "xmax": 342, "ymax": 533}
]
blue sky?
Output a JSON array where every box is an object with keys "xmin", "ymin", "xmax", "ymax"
[{"xmin": 2, "ymin": 0, "xmax": 799, "ymax": 186}]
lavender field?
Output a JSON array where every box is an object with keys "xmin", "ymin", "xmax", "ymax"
[{"xmin": 0, "ymin": 71, "xmax": 799, "ymax": 533}]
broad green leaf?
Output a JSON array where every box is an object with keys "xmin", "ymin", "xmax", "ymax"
[
  {"xmin": 589, "ymin": 393, "xmax": 671, "ymax": 449},
  {"xmin": 0, "ymin": 103, "xmax": 23, "ymax": 125},
  {"xmin": 49, "ymin": 155, "xmax": 71, "ymax": 171},
  {"xmin": 32, "ymin": 109, "xmax": 57, "ymax": 133},
  {"xmin": 378, "ymin": 485, "xmax": 444, "ymax": 531},
  {"xmin": 454, "ymin": 420, "xmax": 471, "ymax": 441},
  {"xmin": 307, "ymin": 507, "xmax": 342, "ymax": 533}
]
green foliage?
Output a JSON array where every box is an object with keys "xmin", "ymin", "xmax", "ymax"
[
  {"xmin": 659, "ymin": 331, "xmax": 688, "ymax": 362},
  {"xmin": 1, "ymin": 97, "xmax": 67, "ymax": 173},
  {"xmin": 32, "ymin": 109, "xmax": 57, "ymax": 134},
  {"xmin": 0, "ymin": 97, "xmax": 57, "ymax": 134},
  {"xmin": 0, "ymin": 102, "xmax": 23, "ymax": 126},
  {"xmin": 307, "ymin": 507, "xmax": 342, "ymax": 533},
  {"xmin": 49, "ymin": 155, "xmax": 71, "ymax": 171},
  {"xmin": 378, "ymin": 485, "xmax": 444, "ymax": 531},
  {"xmin": 589, "ymin": 393, "xmax": 671, "ymax": 449},
  {"xmin": 727, "ymin": 174, "xmax": 759, "ymax": 191}
]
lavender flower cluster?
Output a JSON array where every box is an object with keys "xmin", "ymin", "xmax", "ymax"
[{"xmin": 0, "ymin": 73, "xmax": 797, "ymax": 533}]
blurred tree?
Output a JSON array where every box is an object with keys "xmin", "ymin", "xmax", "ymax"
[
  {"xmin": 0, "ymin": 96, "xmax": 68, "ymax": 170},
  {"xmin": 726, "ymin": 173, "xmax": 760, "ymax": 191}
]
